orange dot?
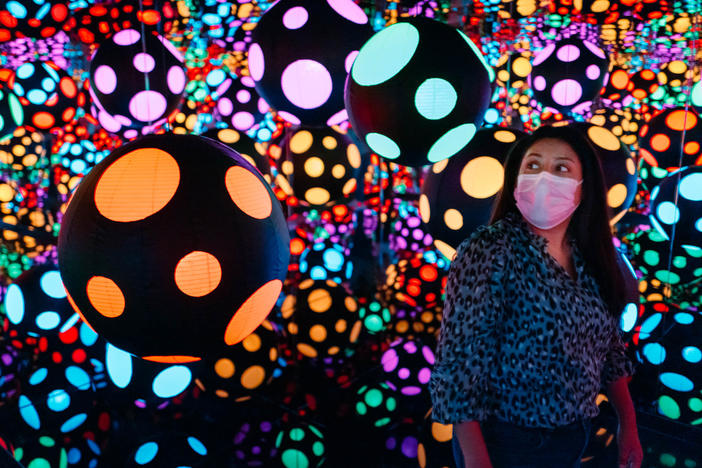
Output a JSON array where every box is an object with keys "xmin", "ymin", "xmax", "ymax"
[
  {"xmin": 225, "ymin": 166, "xmax": 272, "ymax": 219},
  {"xmin": 650, "ymin": 134, "xmax": 671, "ymax": 152},
  {"xmin": 666, "ymin": 110, "xmax": 697, "ymax": 131},
  {"xmin": 142, "ymin": 355, "xmax": 201, "ymax": 363},
  {"xmin": 224, "ymin": 279, "xmax": 282, "ymax": 346},
  {"xmin": 684, "ymin": 141, "xmax": 700, "ymax": 155},
  {"xmin": 632, "ymin": 89, "xmax": 646, "ymax": 100},
  {"xmin": 641, "ymin": 70, "xmax": 655, "ymax": 80},
  {"xmin": 60, "ymin": 76, "xmax": 77, "ymax": 98},
  {"xmin": 95, "ymin": 148, "xmax": 180, "ymax": 222},
  {"xmin": 32, "ymin": 112, "xmax": 55, "ymax": 129},
  {"xmin": 640, "ymin": 148, "xmax": 657, "ymax": 166},
  {"xmin": 611, "ymin": 70, "xmax": 629, "ymax": 89},
  {"xmin": 419, "ymin": 265, "xmax": 438, "ymax": 282},
  {"xmin": 290, "ymin": 238, "xmax": 305, "ymax": 255},
  {"xmin": 87, "ymin": 276, "xmax": 125, "ymax": 318},
  {"xmin": 174, "ymin": 251, "xmax": 222, "ymax": 297},
  {"xmin": 65, "ymin": 289, "xmax": 97, "ymax": 334}
]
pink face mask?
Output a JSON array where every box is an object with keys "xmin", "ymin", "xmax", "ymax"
[{"xmin": 514, "ymin": 172, "xmax": 583, "ymax": 230}]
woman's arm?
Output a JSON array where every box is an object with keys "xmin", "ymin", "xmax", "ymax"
[{"xmin": 455, "ymin": 421, "xmax": 493, "ymax": 468}]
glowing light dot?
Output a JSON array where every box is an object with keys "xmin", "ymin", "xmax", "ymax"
[
  {"xmin": 656, "ymin": 201, "xmax": 680, "ymax": 225},
  {"xmin": 290, "ymin": 130, "xmax": 314, "ymax": 154},
  {"xmin": 282, "ymin": 7, "xmax": 308, "ymax": 29},
  {"xmin": 586, "ymin": 64, "xmax": 601, "ymax": 80},
  {"xmin": 224, "ymin": 280, "xmax": 282, "ymax": 345},
  {"xmin": 607, "ymin": 184, "xmax": 628, "ymax": 207},
  {"xmin": 133, "ymin": 53, "xmax": 155, "ymax": 73},
  {"xmin": 414, "ymin": 78, "xmax": 457, "ymax": 120},
  {"xmin": 352, "ymin": 23, "xmax": 419, "ymax": 86},
  {"xmin": 167, "ymin": 66, "xmax": 186, "ymax": 94},
  {"xmin": 113, "ymin": 29, "xmax": 140, "ymax": 46},
  {"xmin": 428, "ymin": 123, "xmax": 477, "ymax": 163},
  {"xmin": 174, "ymin": 251, "xmax": 222, "ymax": 297},
  {"xmin": 87, "ymin": 276, "xmax": 125, "ymax": 318},
  {"xmin": 444, "ymin": 209, "xmax": 463, "ymax": 230},
  {"xmin": 666, "ymin": 110, "xmax": 697, "ymax": 131},
  {"xmin": 152, "ymin": 365, "xmax": 192, "ymax": 398},
  {"xmin": 327, "ymin": 0, "xmax": 368, "ymax": 24},
  {"xmin": 305, "ymin": 187, "xmax": 331, "ymax": 205},
  {"xmin": 366, "ymin": 133, "xmax": 400, "ymax": 160},
  {"xmin": 460, "ymin": 156, "xmax": 504, "ymax": 198},
  {"xmin": 494, "ymin": 130, "xmax": 517, "ymax": 143},
  {"xmin": 556, "ymin": 44, "xmax": 580, "ymax": 62},
  {"xmin": 248, "ymin": 44, "xmax": 265, "ymax": 81},
  {"xmin": 40, "ymin": 271, "xmax": 66, "ymax": 298},
  {"xmin": 215, "ymin": 358, "xmax": 235, "ymax": 378},
  {"xmin": 225, "ymin": 166, "xmax": 272, "ymax": 219},
  {"xmin": 134, "ymin": 442, "xmax": 158, "ymax": 465},
  {"xmin": 587, "ymin": 126, "xmax": 620, "ymax": 151},
  {"xmin": 679, "ymin": 173, "xmax": 702, "ymax": 201},
  {"xmin": 551, "ymin": 79, "xmax": 582, "ymax": 106},
  {"xmin": 304, "ymin": 157, "xmax": 325, "ymax": 177},
  {"xmin": 281, "ymin": 60, "xmax": 333, "ymax": 109}
]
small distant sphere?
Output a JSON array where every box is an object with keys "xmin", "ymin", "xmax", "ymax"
[{"xmin": 639, "ymin": 108, "xmax": 702, "ymax": 170}]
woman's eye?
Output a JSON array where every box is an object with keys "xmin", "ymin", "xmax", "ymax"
[
  {"xmin": 527, "ymin": 161, "xmax": 539, "ymax": 170},
  {"xmin": 557, "ymin": 164, "xmax": 569, "ymax": 172}
]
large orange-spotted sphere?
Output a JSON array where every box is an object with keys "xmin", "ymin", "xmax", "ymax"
[
  {"xmin": 57, "ymin": 134, "xmax": 290, "ymax": 359},
  {"xmin": 639, "ymin": 107, "xmax": 702, "ymax": 171}
]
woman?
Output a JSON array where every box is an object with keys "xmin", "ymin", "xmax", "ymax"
[{"xmin": 429, "ymin": 125, "xmax": 643, "ymax": 468}]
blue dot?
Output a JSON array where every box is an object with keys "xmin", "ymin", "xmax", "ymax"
[
  {"xmin": 679, "ymin": 173, "xmax": 702, "ymax": 201},
  {"xmin": 187, "ymin": 437, "xmax": 207, "ymax": 456},
  {"xmin": 61, "ymin": 413, "xmax": 88, "ymax": 433},
  {"xmin": 6, "ymin": 1, "xmax": 27, "ymax": 18},
  {"xmin": 16, "ymin": 64, "xmax": 35, "ymax": 80},
  {"xmin": 40, "ymin": 271, "xmax": 66, "ymax": 298},
  {"xmin": 323, "ymin": 249, "xmax": 344, "ymax": 272},
  {"xmin": 310, "ymin": 266, "xmax": 327, "ymax": 280},
  {"xmin": 696, "ymin": 218, "xmax": 702, "ymax": 232},
  {"xmin": 366, "ymin": 133, "xmax": 400, "ymax": 160},
  {"xmin": 648, "ymin": 214, "xmax": 670, "ymax": 241},
  {"xmin": 134, "ymin": 442, "xmax": 159, "ymax": 465},
  {"xmin": 29, "ymin": 368, "xmax": 48, "ymax": 385},
  {"xmin": 67, "ymin": 448, "xmax": 82, "ymax": 463},
  {"xmin": 427, "ymin": 123, "xmax": 476, "ymax": 163},
  {"xmin": 619, "ymin": 303, "xmax": 637, "ymax": 332},
  {"xmin": 659, "ymin": 372, "xmax": 694, "ymax": 392},
  {"xmin": 682, "ymin": 346, "xmax": 701, "ymax": 363},
  {"xmin": 71, "ymin": 159, "xmax": 87, "ymax": 174},
  {"xmin": 483, "ymin": 108, "xmax": 499, "ymax": 124},
  {"xmin": 19, "ymin": 395, "xmax": 41, "ymax": 430},
  {"xmin": 65, "ymin": 366, "xmax": 91, "ymax": 390},
  {"xmin": 152, "ymin": 365, "xmax": 192, "ymax": 399},
  {"xmin": 414, "ymin": 78, "xmax": 458, "ymax": 120},
  {"xmin": 106, "ymin": 344, "xmax": 133, "ymax": 389},
  {"xmin": 36, "ymin": 311, "xmax": 61, "ymax": 330},
  {"xmin": 206, "ymin": 69, "xmax": 226, "ymax": 87},
  {"xmin": 675, "ymin": 312, "xmax": 694, "ymax": 324},
  {"xmin": 60, "ymin": 313, "xmax": 80, "ymax": 333},
  {"xmin": 27, "ymin": 89, "xmax": 48, "ymax": 105},
  {"xmin": 656, "ymin": 201, "xmax": 680, "ymax": 225},
  {"xmin": 41, "ymin": 77, "xmax": 56, "ymax": 93},
  {"xmin": 639, "ymin": 313, "xmax": 662, "ymax": 340},
  {"xmin": 5, "ymin": 284, "xmax": 25, "ymax": 325},
  {"xmin": 47, "ymin": 389, "xmax": 71, "ymax": 412},
  {"xmin": 202, "ymin": 13, "xmax": 222, "ymax": 26},
  {"xmin": 42, "ymin": 63, "xmax": 60, "ymax": 82},
  {"xmin": 352, "ymin": 23, "xmax": 419, "ymax": 86},
  {"xmin": 642, "ymin": 342, "xmax": 666, "ymax": 364}
]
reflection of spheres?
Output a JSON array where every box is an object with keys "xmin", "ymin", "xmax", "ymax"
[
  {"xmin": 529, "ymin": 38, "xmax": 608, "ymax": 114},
  {"xmin": 275, "ymin": 423, "xmax": 326, "ymax": 468},
  {"xmin": 380, "ymin": 338, "xmax": 434, "ymax": 396},
  {"xmin": 126, "ymin": 433, "xmax": 211, "ymax": 467},
  {"xmin": 89, "ymin": 29, "xmax": 187, "ymax": 137},
  {"xmin": 0, "ymin": 126, "xmax": 46, "ymax": 173},
  {"xmin": 628, "ymin": 69, "xmax": 659, "ymax": 100},
  {"xmin": 358, "ymin": 299, "xmax": 392, "ymax": 334},
  {"xmin": 280, "ymin": 279, "xmax": 362, "ymax": 359},
  {"xmin": 214, "ymin": 75, "xmax": 269, "ymax": 132},
  {"xmin": 421, "ymin": 127, "xmax": 525, "ymax": 260},
  {"xmin": 0, "ymin": 85, "xmax": 23, "ymax": 138},
  {"xmin": 58, "ymin": 134, "xmax": 290, "ymax": 359},
  {"xmin": 354, "ymin": 382, "xmax": 398, "ymax": 428},
  {"xmin": 388, "ymin": 204, "xmax": 433, "ymax": 256},
  {"xmin": 250, "ymin": 0, "xmax": 372, "ymax": 125},
  {"xmin": 277, "ymin": 127, "xmax": 360, "ymax": 206},
  {"xmin": 639, "ymin": 108, "xmax": 702, "ymax": 170},
  {"xmin": 201, "ymin": 127, "xmax": 271, "ymax": 183},
  {"xmin": 12, "ymin": 60, "xmax": 83, "ymax": 131},
  {"xmin": 570, "ymin": 123, "xmax": 636, "ymax": 223},
  {"xmin": 649, "ymin": 166, "xmax": 702, "ymax": 249},
  {"xmin": 346, "ymin": 17, "xmax": 492, "ymax": 167}
]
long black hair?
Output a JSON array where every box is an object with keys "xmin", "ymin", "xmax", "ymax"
[{"xmin": 490, "ymin": 125, "xmax": 627, "ymax": 318}]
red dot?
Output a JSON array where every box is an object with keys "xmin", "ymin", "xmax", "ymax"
[{"xmin": 72, "ymin": 349, "xmax": 87, "ymax": 364}]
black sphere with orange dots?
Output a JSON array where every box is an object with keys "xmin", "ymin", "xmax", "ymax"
[
  {"xmin": 57, "ymin": 134, "xmax": 290, "ymax": 360},
  {"xmin": 639, "ymin": 107, "xmax": 702, "ymax": 170}
]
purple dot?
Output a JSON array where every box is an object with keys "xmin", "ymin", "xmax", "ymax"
[
  {"xmin": 556, "ymin": 44, "xmax": 580, "ymax": 62},
  {"xmin": 397, "ymin": 238, "xmax": 407, "ymax": 249},
  {"xmin": 218, "ymin": 98, "xmax": 234, "ymax": 116},
  {"xmin": 386, "ymin": 437, "xmax": 396, "ymax": 450},
  {"xmin": 327, "ymin": 109, "xmax": 348, "ymax": 126},
  {"xmin": 533, "ymin": 76, "xmax": 546, "ymax": 91},
  {"xmin": 248, "ymin": 44, "xmax": 265, "ymax": 81},
  {"xmin": 234, "ymin": 432, "xmax": 246, "ymax": 444},
  {"xmin": 583, "ymin": 40, "xmax": 606, "ymax": 59},
  {"xmin": 242, "ymin": 76, "xmax": 256, "ymax": 88},
  {"xmin": 98, "ymin": 110, "xmax": 121, "ymax": 132},
  {"xmin": 233, "ymin": 112, "xmax": 255, "ymax": 130},
  {"xmin": 398, "ymin": 367, "xmax": 410, "ymax": 379},
  {"xmin": 412, "ymin": 229, "xmax": 423, "ymax": 241},
  {"xmin": 133, "ymin": 53, "xmax": 155, "ymax": 73},
  {"xmin": 114, "ymin": 114, "xmax": 132, "ymax": 126},
  {"xmin": 129, "ymin": 90, "xmax": 167, "ymax": 122},
  {"xmin": 586, "ymin": 64, "xmax": 601, "ymax": 80},
  {"xmin": 260, "ymin": 421, "xmax": 272, "ymax": 432},
  {"xmin": 327, "ymin": 0, "xmax": 368, "ymax": 24},
  {"xmin": 401, "ymin": 436, "xmax": 418, "ymax": 458},
  {"xmin": 422, "ymin": 346, "xmax": 435, "ymax": 365},
  {"xmin": 167, "ymin": 66, "xmax": 186, "ymax": 94},
  {"xmin": 258, "ymin": 98, "xmax": 269, "ymax": 114},
  {"xmin": 403, "ymin": 341, "xmax": 417, "ymax": 354},
  {"xmin": 277, "ymin": 110, "xmax": 301, "ymax": 124},
  {"xmin": 381, "ymin": 349, "xmax": 399, "ymax": 372},
  {"xmin": 124, "ymin": 129, "xmax": 138, "ymax": 139},
  {"xmin": 252, "ymin": 446, "xmax": 261, "ymax": 455},
  {"xmin": 418, "ymin": 367, "xmax": 431, "ymax": 384},
  {"xmin": 401, "ymin": 386, "xmax": 421, "ymax": 396},
  {"xmin": 113, "ymin": 29, "xmax": 140, "ymax": 46},
  {"xmin": 157, "ymin": 34, "xmax": 184, "ymax": 62},
  {"xmin": 345, "ymin": 50, "xmax": 359, "ymax": 73},
  {"xmin": 94, "ymin": 65, "xmax": 117, "ymax": 94},
  {"xmin": 407, "ymin": 217, "xmax": 420, "ymax": 228},
  {"xmin": 283, "ymin": 6, "xmax": 308, "ymax": 29},
  {"xmin": 281, "ymin": 59, "xmax": 333, "ymax": 109},
  {"xmin": 236, "ymin": 89, "xmax": 252, "ymax": 103},
  {"xmin": 532, "ymin": 43, "xmax": 555, "ymax": 66},
  {"xmin": 551, "ymin": 79, "xmax": 582, "ymax": 106}
]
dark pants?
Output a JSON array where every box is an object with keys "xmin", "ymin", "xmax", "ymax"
[{"xmin": 452, "ymin": 417, "xmax": 592, "ymax": 468}]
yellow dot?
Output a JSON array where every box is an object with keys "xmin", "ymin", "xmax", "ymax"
[
  {"xmin": 432, "ymin": 158, "xmax": 449, "ymax": 174},
  {"xmin": 494, "ymin": 130, "xmax": 517, "ymax": 143},
  {"xmin": 607, "ymin": 184, "xmax": 628, "ymax": 208},
  {"xmin": 242, "ymin": 332, "xmax": 262, "ymax": 352},
  {"xmin": 342, "ymin": 179, "xmax": 356, "ymax": 195},
  {"xmin": 224, "ymin": 279, "xmax": 282, "ymax": 345},
  {"xmin": 12, "ymin": 145, "xmax": 25, "ymax": 156},
  {"xmin": 0, "ymin": 184, "xmax": 14, "ymax": 202},
  {"xmin": 309, "ymin": 325, "xmax": 327, "ymax": 342},
  {"xmin": 626, "ymin": 158, "xmax": 636, "ymax": 175},
  {"xmin": 304, "ymin": 157, "xmax": 325, "ymax": 177},
  {"xmin": 241, "ymin": 365, "xmax": 265, "ymax": 389},
  {"xmin": 225, "ymin": 166, "xmax": 272, "ymax": 219},
  {"xmin": 331, "ymin": 164, "xmax": 346, "ymax": 178},
  {"xmin": 215, "ymin": 358, "xmax": 235, "ymax": 378},
  {"xmin": 290, "ymin": 130, "xmax": 313, "ymax": 154},
  {"xmin": 281, "ymin": 161, "xmax": 294, "ymax": 175},
  {"xmin": 308, "ymin": 288, "xmax": 332, "ymax": 312},
  {"xmin": 512, "ymin": 56, "xmax": 532, "ymax": 77},
  {"xmin": 322, "ymin": 136, "xmax": 338, "ymax": 150},
  {"xmin": 305, "ymin": 187, "xmax": 330, "ymax": 205},
  {"xmin": 175, "ymin": 251, "xmax": 222, "ymax": 297},
  {"xmin": 86, "ymin": 276, "xmax": 125, "ymax": 318},
  {"xmin": 587, "ymin": 126, "xmax": 620, "ymax": 151},
  {"xmin": 460, "ymin": 156, "xmax": 504, "ymax": 199},
  {"xmin": 95, "ymin": 148, "xmax": 180, "ymax": 222},
  {"xmin": 668, "ymin": 61, "xmax": 686, "ymax": 74},
  {"xmin": 218, "ymin": 129, "xmax": 241, "ymax": 144},
  {"xmin": 419, "ymin": 194, "xmax": 431, "ymax": 224},
  {"xmin": 347, "ymin": 144, "xmax": 361, "ymax": 168},
  {"xmin": 444, "ymin": 209, "xmax": 464, "ymax": 230}
]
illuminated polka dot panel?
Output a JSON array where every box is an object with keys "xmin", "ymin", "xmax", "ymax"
[
  {"xmin": 249, "ymin": 0, "xmax": 372, "ymax": 126},
  {"xmin": 127, "ymin": 433, "xmax": 210, "ymax": 467},
  {"xmin": 280, "ymin": 279, "xmax": 362, "ymax": 359},
  {"xmin": 529, "ymin": 37, "xmax": 608, "ymax": 114},
  {"xmin": 639, "ymin": 108, "xmax": 702, "ymax": 170},
  {"xmin": 346, "ymin": 17, "xmax": 492, "ymax": 166},
  {"xmin": 275, "ymin": 423, "xmax": 326, "ymax": 468},
  {"xmin": 649, "ymin": 166, "xmax": 702, "ymax": 249},
  {"xmin": 381, "ymin": 338, "xmax": 434, "ymax": 396},
  {"xmin": 0, "ymin": 84, "xmax": 23, "ymax": 138},
  {"xmin": 277, "ymin": 127, "xmax": 361, "ymax": 206},
  {"xmin": 421, "ymin": 127, "xmax": 525, "ymax": 260},
  {"xmin": 12, "ymin": 60, "xmax": 83, "ymax": 131},
  {"xmin": 89, "ymin": 29, "xmax": 187, "ymax": 137},
  {"xmin": 57, "ymin": 134, "xmax": 290, "ymax": 358}
]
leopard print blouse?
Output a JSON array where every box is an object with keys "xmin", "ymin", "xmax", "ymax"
[{"xmin": 429, "ymin": 211, "xmax": 636, "ymax": 428}]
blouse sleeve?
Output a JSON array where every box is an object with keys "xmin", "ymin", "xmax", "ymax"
[
  {"xmin": 601, "ymin": 320, "xmax": 636, "ymax": 386},
  {"xmin": 429, "ymin": 228, "xmax": 507, "ymax": 424}
]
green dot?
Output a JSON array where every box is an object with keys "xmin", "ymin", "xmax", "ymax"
[
  {"xmin": 683, "ymin": 245, "xmax": 702, "ymax": 258},
  {"xmin": 365, "ymin": 315, "xmax": 383, "ymax": 333},
  {"xmin": 309, "ymin": 425, "xmax": 323, "ymax": 439},
  {"xmin": 660, "ymin": 453, "xmax": 677, "ymax": 467},
  {"xmin": 275, "ymin": 432, "xmax": 284, "ymax": 447},
  {"xmin": 312, "ymin": 441, "xmax": 324, "ymax": 457},
  {"xmin": 365, "ymin": 389, "xmax": 383, "ymax": 407},
  {"xmin": 414, "ymin": 78, "xmax": 458, "ymax": 120},
  {"xmin": 673, "ymin": 256, "xmax": 687, "ymax": 269},
  {"xmin": 281, "ymin": 449, "xmax": 309, "ymax": 468},
  {"xmin": 369, "ymin": 302, "xmax": 381, "ymax": 312},
  {"xmin": 27, "ymin": 459, "xmax": 51, "ymax": 468},
  {"xmin": 386, "ymin": 397, "xmax": 397, "ymax": 411},
  {"xmin": 684, "ymin": 459, "xmax": 697, "ymax": 467},
  {"xmin": 352, "ymin": 23, "xmax": 419, "ymax": 86},
  {"xmin": 13, "ymin": 448, "xmax": 23, "ymax": 462},
  {"xmin": 643, "ymin": 250, "xmax": 660, "ymax": 266},
  {"xmin": 659, "ymin": 395, "xmax": 681, "ymax": 419},
  {"xmin": 655, "ymin": 270, "xmax": 680, "ymax": 284},
  {"xmin": 59, "ymin": 448, "xmax": 67, "ymax": 468},
  {"xmin": 375, "ymin": 417, "xmax": 391, "ymax": 427},
  {"xmin": 9, "ymin": 92, "xmax": 23, "ymax": 126},
  {"xmin": 652, "ymin": 166, "xmax": 669, "ymax": 178},
  {"xmin": 366, "ymin": 133, "xmax": 400, "ymax": 160},
  {"xmin": 427, "ymin": 123, "xmax": 476, "ymax": 163},
  {"xmin": 290, "ymin": 428, "xmax": 306, "ymax": 442},
  {"xmin": 689, "ymin": 398, "xmax": 702, "ymax": 412},
  {"xmin": 457, "ymin": 30, "xmax": 495, "ymax": 82},
  {"xmin": 356, "ymin": 402, "xmax": 367, "ymax": 415},
  {"xmin": 39, "ymin": 436, "xmax": 55, "ymax": 447}
]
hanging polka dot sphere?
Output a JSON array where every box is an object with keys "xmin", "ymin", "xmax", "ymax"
[
  {"xmin": 89, "ymin": 29, "xmax": 187, "ymax": 137},
  {"xmin": 639, "ymin": 108, "xmax": 702, "ymax": 171},
  {"xmin": 599, "ymin": 67, "xmax": 631, "ymax": 106},
  {"xmin": 232, "ymin": 418, "xmax": 278, "ymax": 466},
  {"xmin": 649, "ymin": 166, "xmax": 702, "ymax": 249},
  {"xmin": 275, "ymin": 423, "xmax": 326, "ymax": 468},
  {"xmin": 528, "ymin": 37, "xmax": 608, "ymax": 114},
  {"xmin": 249, "ymin": 0, "xmax": 372, "ymax": 126},
  {"xmin": 12, "ymin": 60, "xmax": 82, "ymax": 131},
  {"xmin": 380, "ymin": 338, "xmax": 434, "ymax": 396},
  {"xmin": 420, "ymin": 127, "xmax": 525, "ymax": 260},
  {"xmin": 214, "ymin": 75, "xmax": 269, "ymax": 132},
  {"xmin": 0, "ymin": 126, "xmax": 46, "ymax": 174},
  {"xmin": 57, "ymin": 134, "xmax": 290, "ymax": 360},
  {"xmin": 0, "ymin": 84, "xmax": 23, "ymax": 138},
  {"xmin": 345, "ymin": 17, "xmax": 493, "ymax": 167},
  {"xmin": 658, "ymin": 60, "xmax": 693, "ymax": 90},
  {"xmin": 628, "ymin": 69, "xmax": 659, "ymax": 100},
  {"xmin": 353, "ymin": 382, "xmax": 398, "ymax": 428},
  {"xmin": 298, "ymin": 238, "xmax": 353, "ymax": 284}
]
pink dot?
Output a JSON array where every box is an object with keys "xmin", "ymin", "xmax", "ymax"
[
  {"xmin": 583, "ymin": 40, "xmax": 606, "ymax": 59},
  {"xmin": 403, "ymin": 341, "xmax": 417, "ymax": 354},
  {"xmin": 133, "ymin": 53, "xmax": 155, "ymax": 73},
  {"xmin": 94, "ymin": 65, "xmax": 117, "ymax": 94},
  {"xmin": 533, "ymin": 76, "xmax": 546, "ymax": 91},
  {"xmin": 232, "ymin": 112, "xmax": 255, "ymax": 130},
  {"xmin": 257, "ymin": 98, "xmax": 269, "ymax": 114},
  {"xmin": 113, "ymin": 29, "xmax": 140, "ymax": 46},
  {"xmin": 556, "ymin": 44, "xmax": 580, "ymax": 62},
  {"xmin": 281, "ymin": 59, "xmax": 332, "ymax": 109},
  {"xmin": 326, "ymin": 0, "xmax": 368, "ymax": 24},
  {"xmin": 408, "ymin": 217, "xmax": 420, "ymax": 228},
  {"xmin": 124, "ymin": 129, "xmax": 138, "ymax": 139},
  {"xmin": 345, "ymin": 51, "xmax": 359, "ymax": 73},
  {"xmin": 218, "ymin": 98, "xmax": 234, "ymax": 116},
  {"xmin": 381, "ymin": 349, "xmax": 399, "ymax": 372},
  {"xmin": 277, "ymin": 110, "xmax": 300, "ymax": 125},
  {"xmin": 129, "ymin": 90, "xmax": 167, "ymax": 122},
  {"xmin": 282, "ymin": 6, "xmax": 308, "ymax": 29},
  {"xmin": 586, "ymin": 64, "xmax": 601, "ymax": 80},
  {"xmin": 532, "ymin": 43, "xmax": 555, "ymax": 66},
  {"xmin": 326, "ymin": 109, "xmax": 348, "ymax": 126},
  {"xmin": 401, "ymin": 386, "xmax": 421, "ymax": 396},
  {"xmin": 98, "ymin": 110, "xmax": 121, "ymax": 132},
  {"xmin": 236, "ymin": 89, "xmax": 251, "ymax": 104},
  {"xmin": 248, "ymin": 44, "xmax": 265, "ymax": 81},
  {"xmin": 114, "ymin": 114, "xmax": 132, "ymax": 126},
  {"xmin": 422, "ymin": 346, "xmax": 435, "ymax": 365},
  {"xmin": 418, "ymin": 367, "xmax": 431, "ymax": 384},
  {"xmin": 398, "ymin": 368, "xmax": 410, "ymax": 379},
  {"xmin": 167, "ymin": 66, "xmax": 186, "ymax": 94},
  {"xmin": 241, "ymin": 76, "xmax": 256, "ymax": 88},
  {"xmin": 157, "ymin": 35, "xmax": 184, "ymax": 62},
  {"xmin": 551, "ymin": 79, "xmax": 582, "ymax": 106}
]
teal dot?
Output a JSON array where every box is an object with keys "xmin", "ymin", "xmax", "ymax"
[
  {"xmin": 9, "ymin": 93, "xmax": 23, "ymax": 125},
  {"xmin": 289, "ymin": 428, "xmax": 305, "ymax": 442},
  {"xmin": 281, "ymin": 449, "xmax": 309, "ymax": 468},
  {"xmin": 689, "ymin": 398, "xmax": 702, "ymax": 412},
  {"xmin": 643, "ymin": 342, "xmax": 666, "ymax": 364},
  {"xmin": 655, "ymin": 270, "xmax": 680, "ymax": 284},
  {"xmin": 351, "ymin": 23, "xmax": 419, "ymax": 86},
  {"xmin": 27, "ymin": 459, "xmax": 50, "ymax": 468},
  {"xmin": 682, "ymin": 346, "xmax": 701, "ymax": 363},
  {"xmin": 457, "ymin": 30, "xmax": 495, "ymax": 82},
  {"xmin": 692, "ymin": 80, "xmax": 702, "ymax": 107},
  {"xmin": 673, "ymin": 255, "xmax": 687, "ymax": 269},
  {"xmin": 696, "ymin": 218, "xmax": 702, "ymax": 232},
  {"xmin": 39, "ymin": 436, "xmax": 55, "ymax": 447},
  {"xmin": 427, "ymin": 123, "xmax": 476, "ymax": 163},
  {"xmin": 414, "ymin": 78, "xmax": 457, "ymax": 120},
  {"xmin": 365, "ymin": 389, "xmax": 383, "ymax": 407},
  {"xmin": 660, "ymin": 372, "xmax": 694, "ymax": 392},
  {"xmin": 134, "ymin": 442, "xmax": 159, "ymax": 465},
  {"xmin": 659, "ymin": 395, "xmax": 681, "ymax": 419},
  {"xmin": 660, "ymin": 454, "xmax": 677, "ymax": 467},
  {"xmin": 365, "ymin": 133, "xmax": 400, "ymax": 159},
  {"xmin": 643, "ymin": 250, "xmax": 660, "ymax": 266},
  {"xmin": 680, "ymin": 173, "xmax": 702, "ymax": 201},
  {"xmin": 656, "ymin": 201, "xmax": 680, "ymax": 225},
  {"xmin": 47, "ymin": 389, "xmax": 70, "ymax": 412},
  {"xmin": 312, "ymin": 441, "xmax": 324, "ymax": 457},
  {"xmin": 364, "ymin": 315, "xmax": 383, "ymax": 333},
  {"xmin": 356, "ymin": 402, "xmax": 367, "ymax": 415},
  {"xmin": 619, "ymin": 303, "xmax": 637, "ymax": 332}
]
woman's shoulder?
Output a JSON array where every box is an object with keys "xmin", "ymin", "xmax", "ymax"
[{"xmin": 453, "ymin": 216, "xmax": 515, "ymax": 262}]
